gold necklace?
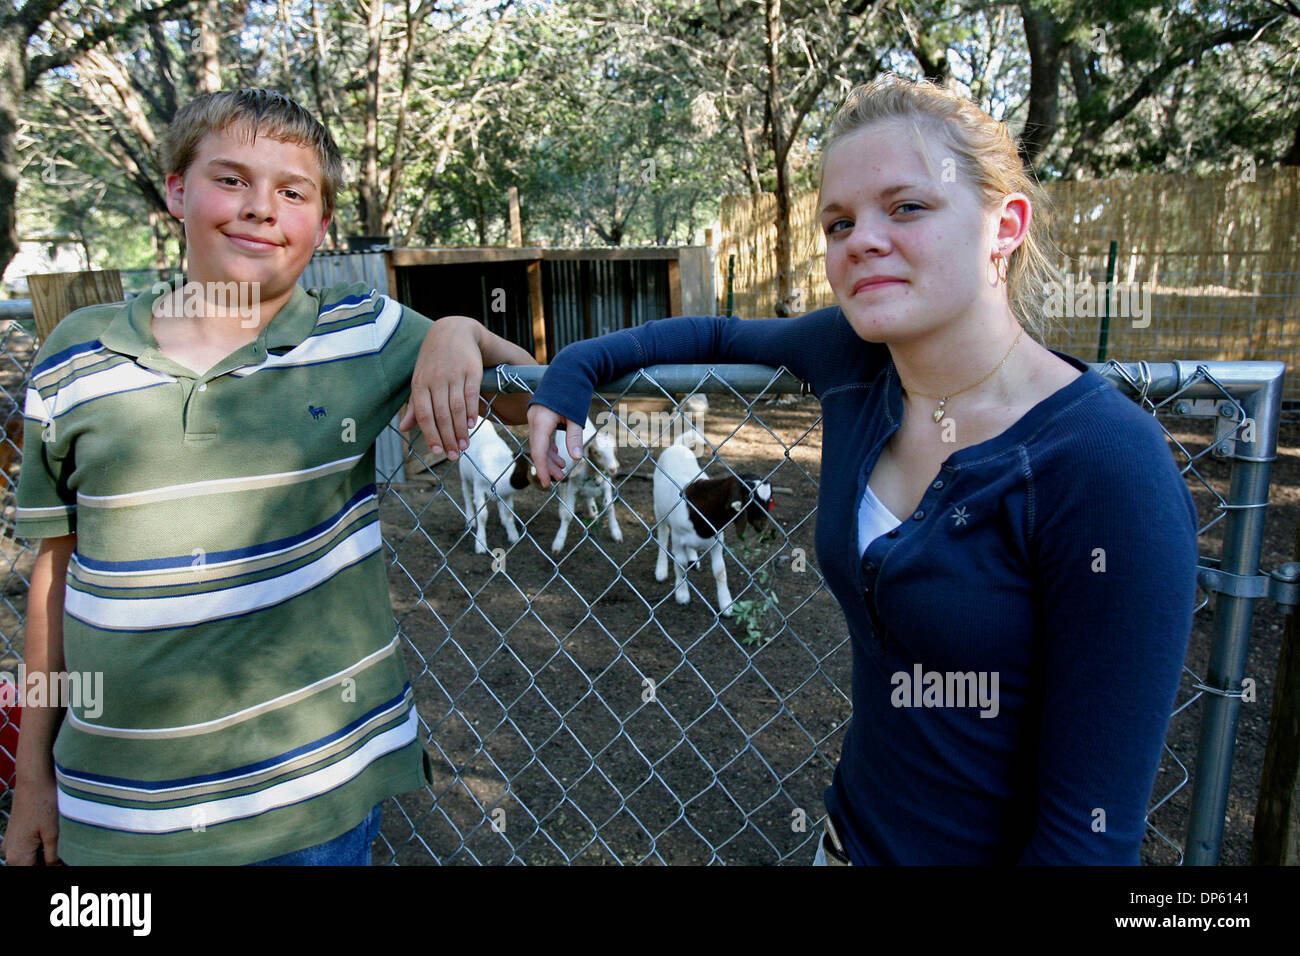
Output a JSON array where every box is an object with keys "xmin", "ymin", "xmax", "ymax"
[{"xmin": 904, "ymin": 326, "xmax": 1025, "ymax": 424}]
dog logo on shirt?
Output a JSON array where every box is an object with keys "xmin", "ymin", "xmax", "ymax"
[{"xmin": 309, "ymin": 405, "xmax": 327, "ymax": 420}]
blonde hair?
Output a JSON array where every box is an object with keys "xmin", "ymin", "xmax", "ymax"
[
  {"xmin": 162, "ymin": 89, "xmax": 343, "ymax": 219},
  {"xmin": 821, "ymin": 74, "xmax": 1059, "ymax": 338}
]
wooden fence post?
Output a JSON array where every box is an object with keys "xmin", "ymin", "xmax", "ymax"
[
  {"xmin": 508, "ymin": 187, "xmax": 523, "ymax": 247},
  {"xmin": 27, "ymin": 269, "xmax": 124, "ymax": 342}
]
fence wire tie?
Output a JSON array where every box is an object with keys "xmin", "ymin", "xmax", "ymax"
[
  {"xmin": 1136, "ymin": 360, "xmax": 1153, "ymax": 407},
  {"xmin": 1189, "ymin": 680, "xmax": 1247, "ymax": 700},
  {"xmin": 494, "ymin": 364, "xmax": 530, "ymax": 395},
  {"xmin": 1106, "ymin": 359, "xmax": 1153, "ymax": 409}
]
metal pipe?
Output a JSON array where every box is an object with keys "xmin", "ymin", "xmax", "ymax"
[
  {"xmin": 0, "ymin": 299, "xmax": 34, "ymax": 322},
  {"xmin": 1182, "ymin": 359, "xmax": 1285, "ymax": 864},
  {"xmin": 1098, "ymin": 240, "xmax": 1118, "ymax": 362},
  {"xmin": 487, "ymin": 363, "xmax": 807, "ymax": 396}
]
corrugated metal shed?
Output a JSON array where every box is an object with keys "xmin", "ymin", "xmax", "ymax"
[
  {"xmin": 388, "ymin": 245, "xmax": 714, "ymax": 363},
  {"xmin": 542, "ymin": 258, "xmax": 672, "ymax": 352},
  {"xmin": 299, "ymin": 250, "xmax": 392, "ymax": 293}
]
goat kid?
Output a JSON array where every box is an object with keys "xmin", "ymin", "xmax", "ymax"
[
  {"xmin": 653, "ymin": 439, "xmax": 773, "ymax": 616},
  {"xmin": 516, "ymin": 418, "xmax": 622, "ymax": 553},
  {"xmin": 459, "ymin": 419, "xmax": 530, "ymax": 554}
]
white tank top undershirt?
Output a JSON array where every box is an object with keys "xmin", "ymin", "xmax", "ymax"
[{"xmin": 858, "ymin": 481, "xmax": 903, "ymax": 557}]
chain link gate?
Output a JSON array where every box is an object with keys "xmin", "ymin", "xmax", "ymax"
[{"xmin": 0, "ymin": 315, "xmax": 1287, "ymax": 865}]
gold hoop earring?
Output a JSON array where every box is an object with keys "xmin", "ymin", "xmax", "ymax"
[{"xmin": 990, "ymin": 250, "xmax": 1008, "ymax": 285}]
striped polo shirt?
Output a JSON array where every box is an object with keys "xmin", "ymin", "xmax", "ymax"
[{"xmin": 15, "ymin": 281, "xmax": 434, "ymax": 865}]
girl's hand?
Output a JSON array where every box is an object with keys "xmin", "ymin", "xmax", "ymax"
[{"xmin": 527, "ymin": 403, "xmax": 583, "ymax": 488}]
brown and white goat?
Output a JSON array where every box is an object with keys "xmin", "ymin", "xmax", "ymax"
[{"xmin": 652, "ymin": 439, "xmax": 773, "ymax": 616}]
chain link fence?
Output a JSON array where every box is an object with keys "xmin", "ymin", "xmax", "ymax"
[{"xmin": 0, "ymin": 315, "xmax": 1287, "ymax": 864}]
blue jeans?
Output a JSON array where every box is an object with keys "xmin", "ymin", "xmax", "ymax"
[{"xmin": 250, "ymin": 803, "xmax": 383, "ymax": 866}]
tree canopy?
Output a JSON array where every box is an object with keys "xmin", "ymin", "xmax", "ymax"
[{"xmin": 5, "ymin": 0, "xmax": 1298, "ymax": 287}]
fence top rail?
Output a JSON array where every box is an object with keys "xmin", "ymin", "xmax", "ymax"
[
  {"xmin": 486, "ymin": 358, "xmax": 1286, "ymax": 456},
  {"xmin": 0, "ymin": 300, "xmax": 33, "ymax": 321},
  {"xmin": 486, "ymin": 359, "xmax": 1285, "ymax": 399}
]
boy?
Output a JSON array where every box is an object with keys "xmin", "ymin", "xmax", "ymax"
[{"xmin": 3, "ymin": 89, "xmax": 528, "ymax": 865}]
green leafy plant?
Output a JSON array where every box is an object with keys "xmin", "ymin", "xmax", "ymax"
[{"xmin": 731, "ymin": 535, "xmax": 780, "ymax": 646}]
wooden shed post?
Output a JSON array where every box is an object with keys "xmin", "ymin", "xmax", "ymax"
[
  {"xmin": 667, "ymin": 258, "xmax": 682, "ymax": 317},
  {"xmin": 527, "ymin": 259, "xmax": 548, "ymax": 363},
  {"xmin": 27, "ymin": 269, "xmax": 124, "ymax": 341}
]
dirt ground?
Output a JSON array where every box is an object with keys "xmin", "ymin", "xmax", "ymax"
[
  {"xmin": 369, "ymin": 393, "xmax": 1296, "ymax": 866},
  {"xmin": 0, "ymin": 389, "xmax": 1293, "ymax": 866}
]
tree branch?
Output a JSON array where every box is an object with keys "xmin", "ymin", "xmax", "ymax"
[
  {"xmin": 17, "ymin": 0, "xmax": 66, "ymax": 36},
  {"xmin": 1063, "ymin": 15, "xmax": 1283, "ymax": 174},
  {"xmin": 1098, "ymin": 18, "xmax": 1280, "ymax": 133},
  {"xmin": 26, "ymin": 0, "xmax": 197, "ymax": 87}
]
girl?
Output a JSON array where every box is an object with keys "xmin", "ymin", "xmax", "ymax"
[{"xmin": 526, "ymin": 74, "xmax": 1199, "ymax": 865}]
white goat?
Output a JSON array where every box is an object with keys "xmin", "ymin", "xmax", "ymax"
[
  {"xmin": 647, "ymin": 393, "xmax": 709, "ymax": 451},
  {"xmin": 677, "ymin": 393, "xmax": 709, "ymax": 451},
  {"xmin": 459, "ymin": 419, "xmax": 529, "ymax": 554},
  {"xmin": 534, "ymin": 418, "xmax": 622, "ymax": 554},
  {"xmin": 653, "ymin": 437, "xmax": 773, "ymax": 616}
]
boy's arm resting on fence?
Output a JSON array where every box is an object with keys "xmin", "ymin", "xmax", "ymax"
[
  {"xmin": 400, "ymin": 314, "xmax": 537, "ymax": 460},
  {"xmin": 3, "ymin": 533, "xmax": 76, "ymax": 866},
  {"xmin": 1016, "ymin": 419, "xmax": 1199, "ymax": 864}
]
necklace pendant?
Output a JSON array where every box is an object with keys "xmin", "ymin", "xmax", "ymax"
[{"xmin": 933, "ymin": 399, "xmax": 947, "ymax": 424}]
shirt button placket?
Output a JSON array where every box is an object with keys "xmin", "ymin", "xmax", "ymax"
[{"xmin": 185, "ymin": 378, "xmax": 213, "ymax": 438}]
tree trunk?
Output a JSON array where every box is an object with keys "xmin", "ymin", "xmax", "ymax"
[
  {"xmin": 0, "ymin": 26, "xmax": 23, "ymax": 280},
  {"xmin": 764, "ymin": 0, "xmax": 793, "ymax": 316},
  {"xmin": 474, "ymin": 191, "xmax": 487, "ymax": 245},
  {"xmin": 1018, "ymin": 0, "xmax": 1066, "ymax": 168},
  {"xmin": 197, "ymin": 0, "xmax": 221, "ymax": 92},
  {"xmin": 1283, "ymin": 112, "xmax": 1300, "ymax": 167},
  {"xmin": 380, "ymin": 0, "xmax": 421, "ymax": 233},
  {"xmin": 149, "ymin": 208, "xmax": 174, "ymax": 277},
  {"xmin": 358, "ymin": 0, "xmax": 384, "ymax": 236}
]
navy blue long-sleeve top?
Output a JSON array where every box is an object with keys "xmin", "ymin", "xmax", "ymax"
[{"xmin": 529, "ymin": 307, "xmax": 1199, "ymax": 865}]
